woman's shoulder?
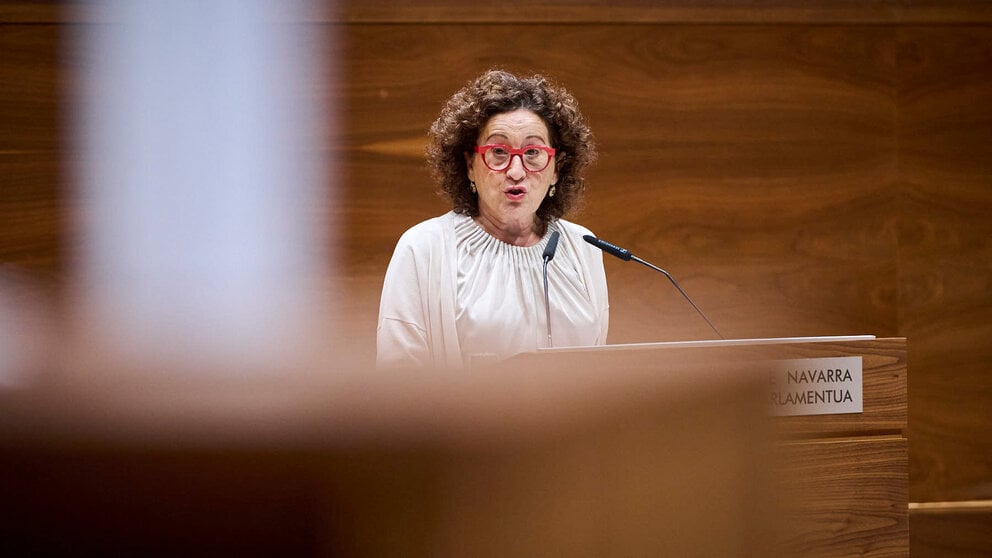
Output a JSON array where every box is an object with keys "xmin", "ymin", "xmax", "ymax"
[
  {"xmin": 556, "ymin": 217, "xmax": 595, "ymax": 239},
  {"xmin": 395, "ymin": 211, "xmax": 460, "ymax": 248},
  {"xmin": 555, "ymin": 218, "xmax": 605, "ymax": 263}
]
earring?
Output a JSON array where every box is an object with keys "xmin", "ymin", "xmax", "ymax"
[
  {"xmin": 548, "ymin": 185, "xmax": 556, "ymax": 198},
  {"xmin": 470, "ymin": 181, "xmax": 477, "ymax": 194}
]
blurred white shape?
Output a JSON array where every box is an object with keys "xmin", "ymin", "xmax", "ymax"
[{"xmin": 72, "ymin": 0, "xmax": 330, "ymax": 372}]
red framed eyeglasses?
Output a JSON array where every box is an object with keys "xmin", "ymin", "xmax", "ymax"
[{"xmin": 474, "ymin": 144, "xmax": 557, "ymax": 173}]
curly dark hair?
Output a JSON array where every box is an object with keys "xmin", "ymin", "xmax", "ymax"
[{"xmin": 427, "ymin": 69, "xmax": 597, "ymax": 232}]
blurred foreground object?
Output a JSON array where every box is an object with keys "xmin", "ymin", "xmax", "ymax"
[
  {"xmin": 68, "ymin": 0, "xmax": 330, "ymax": 373},
  {"xmin": 0, "ymin": 269, "xmax": 53, "ymax": 387},
  {"xmin": 0, "ymin": 337, "xmax": 906, "ymax": 557}
]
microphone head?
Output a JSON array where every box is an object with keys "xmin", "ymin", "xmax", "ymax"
[
  {"xmin": 583, "ymin": 234, "xmax": 633, "ymax": 261},
  {"xmin": 543, "ymin": 230, "xmax": 561, "ymax": 262}
]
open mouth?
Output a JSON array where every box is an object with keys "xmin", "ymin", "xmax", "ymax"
[{"xmin": 505, "ymin": 187, "xmax": 526, "ymax": 200}]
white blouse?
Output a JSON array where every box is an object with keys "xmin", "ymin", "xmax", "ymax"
[
  {"xmin": 454, "ymin": 215, "xmax": 602, "ymax": 364},
  {"xmin": 377, "ymin": 211, "xmax": 609, "ymax": 369}
]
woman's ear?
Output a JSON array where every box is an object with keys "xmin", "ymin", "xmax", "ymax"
[
  {"xmin": 553, "ymin": 152, "xmax": 564, "ymax": 184},
  {"xmin": 465, "ymin": 151, "xmax": 475, "ymax": 183}
]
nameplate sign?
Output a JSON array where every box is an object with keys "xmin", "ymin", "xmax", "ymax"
[{"xmin": 768, "ymin": 356, "xmax": 863, "ymax": 416}]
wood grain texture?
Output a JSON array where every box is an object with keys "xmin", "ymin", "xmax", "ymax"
[
  {"xmin": 512, "ymin": 337, "xmax": 908, "ymax": 437},
  {"xmin": 0, "ymin": 23, "xmax": 63, "ymax": 287},
  {"xmin": 0, "ymin": 152, "xmax": 63, "ymax": 281},
  {"xmin": 574, "ymin": 24, "xmax": 898, "ymax": 345},
  {"xmin": 768, "ymin": 338, "xmax": 908, "ymax": 438},
  {"xmin": 896, "ymin": 26, "xmax": 992, "ymax": 503},
  {"xmin": 775, "ymin": 437, "xmax": 909, "ymax": 557},
  {"xmin": 0, "ymin": 1, "xmax": 62, "ymax": 23},
  {"xmin": 336, "ymin": 0, "xmax": 992, "ymax": 24},
  {"xmin": 910, "ymin": 502, "xmax": 992, "ymax": 558},
  {"xmin": 0, "ymin": 23, "xmax": 60, "ymax": 152},
  {"xmin": 6, "ymin": 1, "xmax": 992, "ymax": 25}
]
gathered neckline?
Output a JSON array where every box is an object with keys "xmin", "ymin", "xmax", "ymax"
[{"xmin": 454, "ymin": 213, "xmax": 560, "ymax": 262}]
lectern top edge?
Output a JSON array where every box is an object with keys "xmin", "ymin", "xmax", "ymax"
[{"xmin": 536, "ymin": 335, "xmax": 879, "ymax": 354}]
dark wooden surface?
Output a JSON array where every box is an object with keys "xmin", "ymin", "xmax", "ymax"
[
  {"xmin": 335, "ymin": 0, "xmax": 992, "ymax": 24},
  {"xmin": 896, "ymin": 25, "xmax": 992, "ymax": 504},
  {"xmin": 910, "ymin": 502, "xmax": 992, "ymax": 558},
  {"xmin": 0, "ymin": 21, "xmax": 63, "ymax": 285},
  {"xmin": 1, "ymin": 1, "xmax": 990, "ymax": 555}
]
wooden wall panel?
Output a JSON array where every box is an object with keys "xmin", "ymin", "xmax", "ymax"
[
  {"xmin": 0, "ymin": 152, "xmax": 62, "ymax": 281},
  {"xmin": 896, "ymin": 26, "xmax": 992, "ymax": 503},
  {"xmin": 0, "ymin": 23, "xmax": 63, "ymax": 286},
  {"xmin": 0, "ymin": 24, "xmax": 60, "ymax": 151},
  {"xmin": 910, "ymin": 503, "xmax": 992, "ymax": 558},
  {"xmin": 338, "ymin": 0, "xmax": 992, "ymax": 24},
  {"xmin": 576, "ymin": 24, "xmax": 898, "ymax": 344}
]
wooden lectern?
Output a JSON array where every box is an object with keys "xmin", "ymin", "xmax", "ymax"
[{"xmin": 504, "ymin": 335, "xmax": 909, "ymax": 557}]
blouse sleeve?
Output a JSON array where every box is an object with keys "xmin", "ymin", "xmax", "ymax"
[
  {"xmin": 563, "ymin": 220, "xmax": 610, "ymax": 345},
  {"xmin": 376, "ymin": 228, "xmax": 431, "ymax": 368},
  {"xmin": 591, "ymin": 243, "xmax": 610, "ymax": 345}
]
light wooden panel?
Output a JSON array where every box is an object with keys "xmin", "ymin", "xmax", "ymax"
[
  {"xmin": 430, "ymin": 357, "xmax": 771, "ymax": 557},
  {"xmin": 513, "ymin": 337, "xmax": 908, "ymax": 437},
  {"xmin": 765, "ymin": 337, "xmax": 908, "ymax": 438},
  {"xmin": 775, "ymin": 437, "xmax": 909, "ymax": 557}
]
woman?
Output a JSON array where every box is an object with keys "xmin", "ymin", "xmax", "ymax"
[{"xmin": 377, "ymin": 69, "xmax": 609, "ymax": 368}]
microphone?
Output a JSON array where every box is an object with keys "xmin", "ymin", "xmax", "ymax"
[
  {"xmin": 583, "ymin": 234, "xmax": 724, "ymax": 339},
  {"xmin": 542, "ymin": 230, "xmax": 561, "ymax": 347},
  {"xmin": 543, "ymin": 230, "xmax": 561, "ymax": 262}
]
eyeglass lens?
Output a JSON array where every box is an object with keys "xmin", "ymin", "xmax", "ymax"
[{"xmin": 485, "ymin": 146, "xmax": 550, "ymax": 172}]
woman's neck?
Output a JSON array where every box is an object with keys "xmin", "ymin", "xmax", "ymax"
[{"xmin": 473, "ymin": 213, "xmax": 544, "ymax": 247}]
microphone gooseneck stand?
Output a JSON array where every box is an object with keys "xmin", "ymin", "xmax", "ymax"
[
  {"xmin": 542, "ymin": 230, "xmax": 561, "ymax": 348},
  {"xmin": 583, "ymin": 234, "xmax": 724, "ymax": 340}
]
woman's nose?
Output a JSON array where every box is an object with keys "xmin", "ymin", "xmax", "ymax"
[{"xmin": 505, "ymin": 155, "xmax": 527, "ymax": 179}]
